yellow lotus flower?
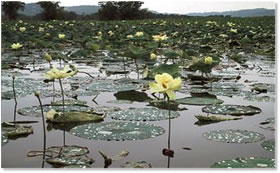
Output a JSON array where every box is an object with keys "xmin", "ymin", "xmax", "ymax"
[
  {"xmin": 150, "ymin": 53, "xmax": 157, "ymax": 60},
  {"xmin": 108, "ymin": 30, "xmax": 114, "ymax": 36},
  {"xmin": 127, "ymin": 35, "xmax": 133, "ymax": 39},
  {"xmin": 98, "ymin": 31, "xmax": 102, "ymax": 36},
  {"xmin": 19, "ymin": 27, "xmax": 26, "ymax": 32},
  {"xmin": 45, "ymin": 53, "xmax": 52, "ymax": 62},
  {"xmin": 38, "ymin": 27, "xmax": 44, "ymax": 32},
  {"xmin": 152, "ymin": 34, "xmax": 168, "ymax": 42},
  {"xmin": 48, "ymin": 25, "xmax": 54, "ymax": 28},
  {"xmin": 58, "ymin": 34, "xmax": 65, "ymax": 39},
  {"xmin": 204, "ymin": 56, "xmax": 213, "ymax": 64},
  {"xmin": 219, "ymin": 34, "xmax": 228, "ymax": 38},
  {"xmin": 227, "ymin": 22, "xmax": 235, "ymax": 27},
  {"xmin": 45, "ymin": 65, "xmax": 78, "ymax": 80},
  {"xmin": 149, "ymin": 73, "xmax": 182, "ymax": 100},
  {"xmin": 135, "ymin": 32, "xmax": 144, "ymax": 37},
  {"xmin": 230, "ymin": 28, "xmax": 238, "ymax": 33},
  {"xmin": 11, "ymin": 43, "xmax": 22, "ymax": 50}
]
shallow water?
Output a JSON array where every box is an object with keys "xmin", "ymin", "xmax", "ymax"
[{"xmin": 1, "ymin": 54, "xmax": 275, "ymax": 168}]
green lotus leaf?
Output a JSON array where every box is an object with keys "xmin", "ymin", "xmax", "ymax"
[
  {"xmin": 202, "ymin": 105, "xmax": 261, "ymax": 116},
  {"xmin": 210, "ymin": 157, "xmax": 275, "ymax": 168},
  {"xmin": 261, "ymin": 139, "xmax": 275, "ymax": 152}
]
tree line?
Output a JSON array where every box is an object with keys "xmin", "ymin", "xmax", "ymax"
[{"xmin": 2, "ymin": 1, "xmax": 187, "ymax": 21}]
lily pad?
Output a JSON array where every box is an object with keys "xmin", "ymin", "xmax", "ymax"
[
  {"xmin": 176, "ymin": 96, "xmax": 223, "ymax": 105},
  {"xmin": 70, "ymin": 122, "xmax": 165, "ymax": 141},
  {"xmin": 251, "ymin": 83, "xmax": 275, "ymax": 93},
  {"xmin": 259, "ymin": 118, "xmax": 275, "ymax": 131},
  {"xmin": 2, "ymin": 122, "xmax": 33, "ymax": 139},
  {"xmin": 52, "ymin": 112, "xmax": 104, "ymax": 123},
  {"xmin": 107, "ymin": 108, "xmax": 180, "ymax": 121},
  {"xmin": 47, "ymin": 145, "xmax": 90, "ymax": 157},
  {"xmin": 244, "ymin": 95, "xmax": 275, "ymax": 102},
  {"xmin": 148, "ymin": 99, "xmax": 182, "ymax": 111},
  {"xmin": 46, "ymin": 156, "xmax": 94, "ymax": 167},
  {"xmin": 51, "ymin": 100, "xmax": 88, "ymax": 106},
  {"xmin": 210, "ymin": 157, "xmax": 275, "ymax": 168},
  {"xmin": 195, "ymin": 115, "xmax": 242, "ymax": 122},
  {"xmin": 87, "ymin": 80, "xmax": 139, "ymax": 92},
  {"xmin": 65, "ymin": 90, "xmax": 99, "ymax": 98},
  {"xmin": 2, "ymin": 134, "xmax": 9, "ymax": 146},
  {"xmin": 202, "ymin": 129, "xmax": 265, "ymax": 143},
  {"xmin": 114, "ymin": 90, "xmax": 151, "ymax": 102},
  {"xmin": 202, "ymin": 105, "xmax": 262, "ymax": 116},
  {"xmin": 121, "ymin": 161, "xmax": 152, "ymax": 168},
  {"xmin": 261, "ymin": 139, "xmax": 275, "ymax": 152},
  {"xmin": 18, "ymin": 105, "xmax": 94, "ymax": 117},
  {"xmin": 92, "ymin": 106, "xmax": 121, "ymax": 115},
  {"xmin": 107, "ymin": 100, "xmax": 133, "ymax": 104}
]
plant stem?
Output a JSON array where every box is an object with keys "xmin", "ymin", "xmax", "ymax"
[
  {"xmin": 134, "ymin": 58, "xmax": 139, "ymax": 79},
  {"xmin": 58, "ymin": 79, "xmax": 65, "ymax": 113},
  {"xmin": 167, "ymin": 96, "xmax": 171, "ymax": 150},
  {"xmin": 123, "ymin": 56, "xmax": 127, "ymax": 78},
  {"xmin": 35, "ymin": 93, "xmax": 46, "ymax": 167},
  {"xmin": 12, "ymin": 76, "xmax": 17, "ymax": 122}
]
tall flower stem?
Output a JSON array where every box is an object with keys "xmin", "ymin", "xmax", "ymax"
[
  {"xmin": 58, "ymin": 79, "xmax": 65, "ymax": 113},
  {"xmin": 123, "ymin": 56, "xmax": 127, "ymax": 78},
  {"xmin": 58, "ymin": 79, "xmax": 66, "ymax": 146},
  {"xmin": 34, "ymin": 92, "xmax": 46, "ymax": 168},
  {"xmin": 134, "ymin": 58, "xmax": 139, "ymax": 79},
  {"xmin": 167, "ymin": 96, "xmax": 171, "ymax": 150},
  {"xmin": 12, "ymin": 76, "xmax": 17, "ymax": 122}
]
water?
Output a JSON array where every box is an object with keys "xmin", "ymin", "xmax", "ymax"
[{"xmin": 1, "ymin": 54, "xmax": 275, "ymax": 168}]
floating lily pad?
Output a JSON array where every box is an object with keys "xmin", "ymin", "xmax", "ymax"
[
  {"xmin": 87, "ymin": 80, "xmax": 139, "ymax": 92},
  {"xmin": 92, "ymin": 106, "xmax": 121, "ymax": 115},
  {"xmin": 63, "ymin": 165, "xmax": 91, "ymax": 168},
  {"xmin": 2, "ymin": 122, "xmax": 33, "ymax": 139},
  {"xmin": 47, "ymin": 145, "xmax": 90, "ymax": 157},
  {"xmin": 195, "ymin": 115, "xmax": 242, "ymax": 122},
  {"xmin": 244, "ymin": 95, "xmax": 275, "ymax": 102},
  {"xmin": 121, "ymin": 161, "xmax": 152, "ymax": 168},
  {"xmin": 65, "ymin": 89, "xmax": 99, "ymax": 98},
  {"xmin": 70, "ymin": 122, "xmax": 165, "ymax": 141},
  {"xmin": 202, "ymin": 105, "xmax": 261, "ymax": 116},
  {"xmin": 52, "ymin": 112, "xmax": 104, "ymax": 123},
  {"xmin": 46, "ymin": 156, "xmax": 94, "ymax": 167},
  {"xmin": 203, "ymin": 129, "xmax": 265, "ymax": 143},
  {"xmin": 251, "ymin": 83, "xmax": 275, "ymax": 93},
  {"xmin": 176, "ymin": 96, "xmax": 223, "ymax": 105},
  {"xmin": 18, "ymin": 105, "xmax": 94, "ymax": 117},
  {"xmin": 107, "ymin": 100, "xmax": 133, "ymax": 104},
  {"xmin": 51, "ymin": 100, "xmax": 88, "ymax": 106},
  {"xmin": 259, "ymin": 118, "xmax": 275, "ymax": 131},
  {"xmin": 108, "ymin": 108, "xmax": 180, "ymax": 121},
  {"xmin": 261, "ymin": 139, "xmax": 275, "ymax": 152},
  {"xmin": 210, "ymin": 157, "xmax": 275, "ymax": 168},
  {"xmin": 2, "ymin": 134, "xmax": 9, "ymax": 146}
]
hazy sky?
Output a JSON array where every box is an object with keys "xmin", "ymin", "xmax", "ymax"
[{"xmin": 17, "ymin": 0, "xmax": 276, "ymax": 14}]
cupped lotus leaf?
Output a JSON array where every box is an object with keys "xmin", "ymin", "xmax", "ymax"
[
  {"xmin": 121, "ymin": 161, "xmax": 152, "ymax": 168},
  {"xmin": 176, "ymin": 96, "xmax": 223, "ymax": 105},
  {"xmin": 2, "ymin": 122, "xmax": 33, "ymax": 139},
  {"xmin": 51, "ymin": 100, "xmax": 88, "ymax": 106},
  {"xmin": 51, "ymin": 112, "xmax": 104, "ymax": 123},
  {"xmin": 46, "ymin": 156, "xmax": 94, "ymax": 167},
  {"xmin": 114, "ymin": 90, "xmax": 151, "ymax": 102},
  {"xmin": 18, "ymin": 105, "xmax": 94, "ymax": 117},
  {"xmin": 202, "ymin": 105, "xmax": 261, "ymax": 116},
  {"xmin": 70, "ymin": 122, "xmax": 165, "ymax": 141},
  {"xmin": 202, "ymin": 129, "xmax": 265, "ymax": 143},
  {"xmin": 259, "ymin": 118, "xmax": 275, "ymax": 131},
  {"xmin": 108, "ymin": 108, "xmax": 180, "ymax": 121},
  {"xmin": 87, "ymin": 80, "xmax": 139, "ymax": 92},
  {"xmin": 261, "ymin": 139, "xmax": 275, "ymax": 152},
  {"xmin": 210, "ymin": 157, "xmax": 275, "ymax": 168},
  {"xmin": 2, "ymin": 134, "xmax": 9, "ymax": 146},
  {"xmin": 195, "ymin": 115, "xmax": 242, "ymax": 122}
]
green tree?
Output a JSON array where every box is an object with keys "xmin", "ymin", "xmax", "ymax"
[
  {"xmin": 2, "ymin": 1, "xmax": 25, "ymax": 20},
  {"xmin": 37, "ymin": 1, "xmax": 63, "ymax": 20},
  {"xmin": 98, "ymin": 1, "xmax": 144, "ymax": 20}
]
